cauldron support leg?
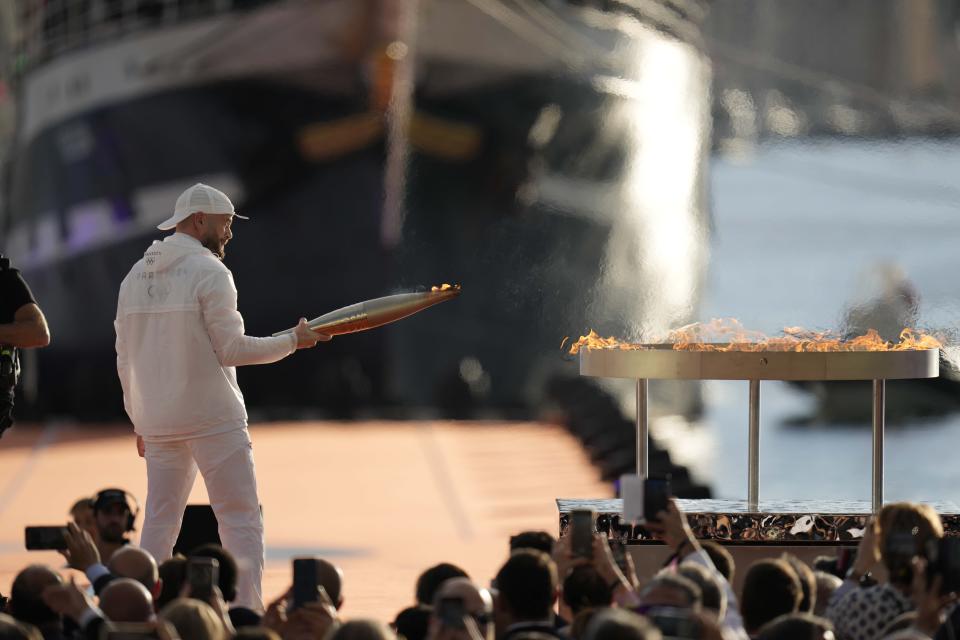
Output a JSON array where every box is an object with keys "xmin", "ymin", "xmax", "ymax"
[
  {"xmin": 637, "ymin": 379, "xmax": 648, "ymax": 477},
  {"xmin": 872, "ymin": 379, "xmax": 885, "ymax": 513}
]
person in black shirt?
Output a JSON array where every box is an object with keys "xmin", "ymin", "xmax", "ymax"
[{"xmin": 0, "ymin": 254, "xmax": 50, "ymax": 435}]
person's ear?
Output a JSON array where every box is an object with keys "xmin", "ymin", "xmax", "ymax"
[
  {"xmin": 153, "ymin": 578, "xmax": 163, "ymax": 601},
  {"xmin": 336, "ymin": 595, "xmax": 344, "ymax": 610}
]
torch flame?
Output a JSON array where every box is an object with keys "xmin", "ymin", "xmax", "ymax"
[
  {"xmin": 567, "ymin": 318, "xmax": 942, "ymax": 355},
  {"xmin": 431, "ymin": 283, "xmax": 460, "ymax": 292}
]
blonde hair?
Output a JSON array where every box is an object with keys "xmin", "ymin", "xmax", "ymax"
[{"xmin": 159, "ymin": 598, "xmax": 226, "ymax": 640}]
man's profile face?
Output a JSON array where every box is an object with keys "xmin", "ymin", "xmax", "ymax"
[
  {"xmin": 71, "ymin": 504, "xmax": 97, "ymax": 539},
  {"xmin": 95, "ymin": 503, "xmax": 130, "ymax": 543},
  {"xmin": 200, "ymin": 213, "xmax": 234, "ymax": 260}
]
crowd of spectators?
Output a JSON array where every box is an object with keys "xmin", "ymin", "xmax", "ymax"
[{"xmin": 1, "ymin": 493, "xmax": 956, "ymax": 640}]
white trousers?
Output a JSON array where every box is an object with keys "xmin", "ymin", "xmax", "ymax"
[{"xmin": 139, "ymin": 428, "xmax": 264, "ymax": 612}]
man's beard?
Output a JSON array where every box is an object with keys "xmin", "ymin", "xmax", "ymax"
[
  {"xmin": 202, "ymin": 235, "xmax": 227, "ymax": 260},
  {"xmin": 99, "ymin": 526, "xmax": 126, "ymax": 544}
]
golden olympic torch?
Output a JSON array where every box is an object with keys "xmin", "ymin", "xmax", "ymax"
[{"xmin": 273, "ymin": 284, "xmax": 461, "ymax": 338}]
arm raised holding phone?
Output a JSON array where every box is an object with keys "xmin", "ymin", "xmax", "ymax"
[{"xmin": 645, "ymin": 499, "xmax": 748, "ymax": 640}]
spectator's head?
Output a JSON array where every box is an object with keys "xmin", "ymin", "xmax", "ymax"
[
  {"xmin": 393, "ymin": 606, "xmax": 430, "ymax": 640},
  {"xmin": 509, "ymin": 531, "xmax": 556, "ymax": 555},
  {"xmin": 69, "ymin": 498, "xmax": 97, "ymax": 540},
  {"xmin": 189, "ymin": 545, "xmax": 238, "ymax": 603},
  {"xmin": 234, "ymin": 628, "xmax": 281, "ymax": 640},
  {"xmin": 429, "ymin": 578, "xmax": 494, "ymax": 640},
  {"xmin": 582, "ymin": 608, "xmax": 662, "ymax": 640},
  {"xmin": 8, "ymin": 565, "xmax": 61, "ymax": 630},
  {"xmin": 415, "ymin": 564, "xmax": 469, "ymax": 607},
  {"xmin": 157, "ymin": 556, "xmax": 187, "ymax": 611},
  {"xmin": 638, "ymin": 574, "xmax": 701, "ymax": 610},
  {"xmin": 700, "ymin": 542, "xmax": 734, "ymax": 584},
  {"xmin": 329, "ymin": 619, "xmax": 396, "ymax": 640},
  {"xmin": 755, "ymin": 613, "xmax": 834, "ymax": 640},
  {"xmin": 493, "ymin": 550, "xmax": 558, "ymax": 630},
  {"xmin": 160, "ymin": 598, "xmax": 226, "ymax": 640},
  {"xmin": 812, "ymin": 572, "xmax": 841, "ymax": 617},
  {"xmin": 676, "ymin": 564, "xmax": 725, "ymax": 619},
  {"xmin": 0, "ymin": 613, "xmax": 42, "ymax": 640},
  {"xmin": 93, "ymin": 488, "xmax": 136, "ymax": 544},
  {"xmin": 741, "ymin": 559, "xmax": 802, "ymax": 634},
  {"xmin": 877, "ymin": 502, "xmax": 943, "ymax": 586},
  {"xmin": 562, "ymin": 566, "xmax": 612, "ymax": 617},
  {"xmin": 781, "ymin": 554, "xmax": 816, "ymax": 613},
  {"xmin": 99, "ymin": 578, "xmax": 155, "ymax": 623},
  {"xmin": 108, "ymin": 546, "xmax": 161, "ymax": 599}
]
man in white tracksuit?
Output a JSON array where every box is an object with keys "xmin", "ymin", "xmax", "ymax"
[{"xmin": 114, "ymin": 183, "xmax": 325, "ymax": 612}]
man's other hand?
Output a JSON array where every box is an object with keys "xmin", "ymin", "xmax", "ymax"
[
  {"xmin": 294, "ymin": 318, "xmax": 330, "ymax": 350},
  {"xmin": 136, "ymin": 435, "xmax": 145, "ymax": 458}
]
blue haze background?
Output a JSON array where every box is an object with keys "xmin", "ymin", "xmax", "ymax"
[{"xmin": 681, "ymin": 139, "xmax": 960, "ymax": 504}]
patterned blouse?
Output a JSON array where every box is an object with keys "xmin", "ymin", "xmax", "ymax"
[{"xmin": 825, "ymin": 582, "xmax": 913, "ymax": 640}]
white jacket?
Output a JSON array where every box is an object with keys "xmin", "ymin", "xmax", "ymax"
[{"xmin": 115, "ymin": 233, "xmax": 297, "ymax": 438}]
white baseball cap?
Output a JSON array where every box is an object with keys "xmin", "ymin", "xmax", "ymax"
[{"xmin": 156, "ymin": 183, "xmax": 249, "ymax": 230}]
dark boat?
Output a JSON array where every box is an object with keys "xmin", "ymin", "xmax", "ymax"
[{"xmin": 1, "ymin": 0, "xmax": 713, "ymax": 421}]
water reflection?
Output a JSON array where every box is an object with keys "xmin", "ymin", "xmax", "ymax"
[{"xmin": 693, "ymin": 138, "xmax": 960, "ymax": 503}]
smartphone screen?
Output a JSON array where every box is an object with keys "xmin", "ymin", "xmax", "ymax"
[
  {"xmin": 24, "ymin": 526, "xmax": 68, "ymax": 551},
  {"xmin": 570, "ymin": 510, "xmax": 595, "ymax": 558},
  {"xmin": 929, "ymin": 538, "xmax": 960, "ymax": 594},
  {"xmin": 438, "ymin": 596, "xmax": 466, "ymax": 629},
  {"xmin": 292, "ymin": 558, "xmax": 320, "ymax": 610},
  {"xmin": 884, "ymin": 532, "xmax": 916, "ymax": 584},
  {"xmin": 643, "ymin": 477, "xmax": 671, "ymax": 523},
  {"xmin": 186, "ymin": 557, "xmax": 219, "ymax": 601}
]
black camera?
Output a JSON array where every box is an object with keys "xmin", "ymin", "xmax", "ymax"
[
  {"xmin": 884, "ymin": 531, "xmax": 918, "ymax": 584},
  {"xmin": 0, "ymin": 254, "xmax": 23, "ymax": 437},
  {"xmin": 0, "ymin": 346, "xmax": 17, "ymax": 389},
  {"xmin": 0, "ymin": 346, "xmax": 18, "ymax": 436},
  {"xmin": 926, "ymin": 538, "xmax": 960, "ymax": 594}
]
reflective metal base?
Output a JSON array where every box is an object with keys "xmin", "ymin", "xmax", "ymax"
[{"xmin": 558, "ymin": 498, "xmax": 960, "ymax": 543}]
